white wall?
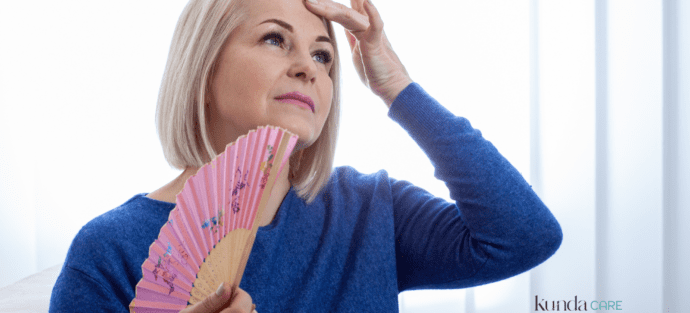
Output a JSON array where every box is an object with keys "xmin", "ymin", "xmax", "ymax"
[
  {"xmin": 531, "ymin": 1, "xmax": 690, "ymax": 313},
  {"xmin": 529, "ymin": 0, "xmax": 596, "ymax": 305},
  {"xmin": 664, "ymin": 0, "xmax": 690, "ymax": 311},
  {"xmin": 600, "ymin": 0, "xmax": 664, "ymax": 311},
  {"xmin": 0, "ymin": 0, "xmax": 190, "ymax": 284}
]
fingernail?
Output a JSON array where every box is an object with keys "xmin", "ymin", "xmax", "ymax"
[
  {"xmin": 307, "ymin": 0, "xmax": 318, "ymax": 3},
  {"xmin": 216, "ymin": 282, "xmax": 225, "ymax": 296}
]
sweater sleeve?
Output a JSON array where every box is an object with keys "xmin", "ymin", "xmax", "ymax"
[
  {"xmin": 50, "ymin": 264, "xmax": 127, "ymax": 312},
  {"xmin": 387, "ymin": 82, "xmax": 562, "ymax": 291},
  {"xmin": 49, "ymin": 195, "xmax": 170, "ymax": 312},
  {"xmin": 49, "ymin": 229, "xmax": 132, "ymax": 313}
]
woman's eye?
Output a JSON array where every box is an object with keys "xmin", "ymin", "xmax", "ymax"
[
  {"xmin": 313, "ymin": 50, "xmax": 332, "ymax": 64},
  {"xmin": 263, "ymin": 32, "xmax": 284, "ymax": 47}
]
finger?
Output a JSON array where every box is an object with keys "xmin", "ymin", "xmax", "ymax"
[
  {"xmin": 362, "ymin": 0, "xmax": 383, "ymax": 36},
  {"xmin": 354, "ymin": 0, "xmax": 385, "ymax": 55},
  {"xmin": 350, "ymin": 0, "xmax": 364, "ymax": 13},
  {"xmin": 220, "ymin": 287, "xmax": 253, "ymax": 313},
  {"xmin": 304, "ymin": 0, "xmax": 370, "ymax": 32},
  {"xmin": 186, "ymin": 282, "xmax": 233, "ymax": 313},
  {"xmin": 351, "ymin": 0, "xmax": 384, "ymax": 50}
]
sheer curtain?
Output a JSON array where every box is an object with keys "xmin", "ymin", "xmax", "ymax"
[{"xmin": 1, "ymin": 1, "xmax": 688, "ymax": 312}]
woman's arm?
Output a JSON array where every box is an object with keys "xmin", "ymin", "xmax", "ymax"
[
  {"xmin": 306, "ymin": 0, "xmax": 562, "ymax": 291},
  {"xmin": 388, "ymin": 82, "xmax": 562, "ymax": 290}
]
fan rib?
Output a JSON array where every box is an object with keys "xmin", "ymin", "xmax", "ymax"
[
  {"xmin": 147, "ymin": 242, "xmax": 194, "ymax": 291},
  {"xmin": 171, "ymin": 200, "xmax": 204, "ymax": 269},
  {"xmin": 159, "ymin": 225, "xmax": 198, "ymax": 279}
]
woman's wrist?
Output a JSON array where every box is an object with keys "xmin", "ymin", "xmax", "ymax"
[{"xmin": 380, "ymin": 77, "xmax": 413, "ymax": 108}]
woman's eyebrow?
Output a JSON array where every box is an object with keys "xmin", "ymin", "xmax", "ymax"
[
  {"xmin": 261, "ymin": 18, "xmax": 294, "ymax": 32},
  {"xmin": 260, "ymin": 18, "xmax": 333, "ymax": 45}
]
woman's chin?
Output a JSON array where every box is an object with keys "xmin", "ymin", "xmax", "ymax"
[
  {"xmin": 271, "ymin": 122, "xmax": 321, "ymax": 146},
  {"xmin": 292, "ymin": 132, "xmax": 319, "ymax": 151},
  {"xmin": 293, "ymin": 137, "xmax": 316, "ymax": 151}
]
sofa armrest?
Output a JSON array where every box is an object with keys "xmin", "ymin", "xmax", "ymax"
[{"xmin": 0, "ymin": 263, "xmax": 63, "ymax": 313}]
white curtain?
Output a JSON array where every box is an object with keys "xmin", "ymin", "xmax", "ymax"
[{"xmin": 1, "ymin": 1, "xmax": 688, "ymax": 312}]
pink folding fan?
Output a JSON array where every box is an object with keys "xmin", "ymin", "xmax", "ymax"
[{"xmin": 129, "ymin": 126, "xmax": 298, "ymax": 312}]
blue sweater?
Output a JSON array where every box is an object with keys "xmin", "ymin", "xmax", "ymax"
[{"xmin": 50, "ymin": 83, "xmax": 562, "ymax": 312}]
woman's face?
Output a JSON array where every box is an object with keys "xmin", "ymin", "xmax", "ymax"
[{"xmin": 209, "ymin": 0, "xmax": 334, "ymax": 152}]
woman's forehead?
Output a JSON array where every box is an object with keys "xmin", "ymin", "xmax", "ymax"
[{"xmin": 241, "ymin": 0, "xmax": 330, "ymax": 34}]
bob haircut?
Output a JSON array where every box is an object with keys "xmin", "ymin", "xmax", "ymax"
[{"xmin": 157, "ymin": 0, "xmax": 341, "ymax": 203}]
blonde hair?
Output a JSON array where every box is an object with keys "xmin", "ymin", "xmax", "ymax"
[{"xmin": 157, "ymin": 0, "xmax": 341, "ymax": 203}]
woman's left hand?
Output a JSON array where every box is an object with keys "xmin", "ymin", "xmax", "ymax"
[{"xmin": 304, "ymin": 0, "xmax": 413, "ymax": 107}]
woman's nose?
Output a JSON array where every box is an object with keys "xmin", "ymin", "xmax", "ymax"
[{"xmin": 287, "ymin": 51, "xmax": 317, "ymax": 83}]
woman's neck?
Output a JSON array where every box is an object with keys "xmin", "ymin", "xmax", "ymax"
[{"xmin": 147, "ymin": 163, "xmax": 291, "ymax": 227}]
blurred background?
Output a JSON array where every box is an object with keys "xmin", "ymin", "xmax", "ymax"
[{"xmin": 1, "ymin": 0, "xmax": 688, "ymax": 312}]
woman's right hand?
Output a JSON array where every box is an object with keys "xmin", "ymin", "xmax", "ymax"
[{"xmin": 180, "ymin": 282, "xmax": 256, "ymax": 313}]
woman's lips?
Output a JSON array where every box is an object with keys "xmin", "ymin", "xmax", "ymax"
[{"xmin": 275, "ymin": 92, "xmax": 315, "ymax": 113}]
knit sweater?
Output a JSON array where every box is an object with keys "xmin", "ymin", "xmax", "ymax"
[{"xmin": 49, "ymin": 83, "xmax": 562, "ymax": 312}]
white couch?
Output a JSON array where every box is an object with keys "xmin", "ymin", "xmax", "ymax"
[{"xmin": 0, "ymin": 264, "xmax": 62, "ymax": 313}]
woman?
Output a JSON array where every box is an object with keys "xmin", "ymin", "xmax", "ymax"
[{"xmin": 50, "ymin": 0, "xmax": 562, "ymax": 312}]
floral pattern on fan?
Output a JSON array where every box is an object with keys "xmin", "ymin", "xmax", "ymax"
[
  {"xmin": 260, "ymin": 144, "xmax": 275, "ymax": 188},
  {"xmin": 230, "ymin": 168, "xmax": 248, "ymax": 214},
  {"xmin": 200, "ymin": 209, "xmax": 223, "ymax": 234},
  {"xmin": 130, "ymin": 126, "xmax": 298, "ymax": 313},
  {"xmin": 153, "ymin": 252, "xmax": 176, "ymax": 296}
]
